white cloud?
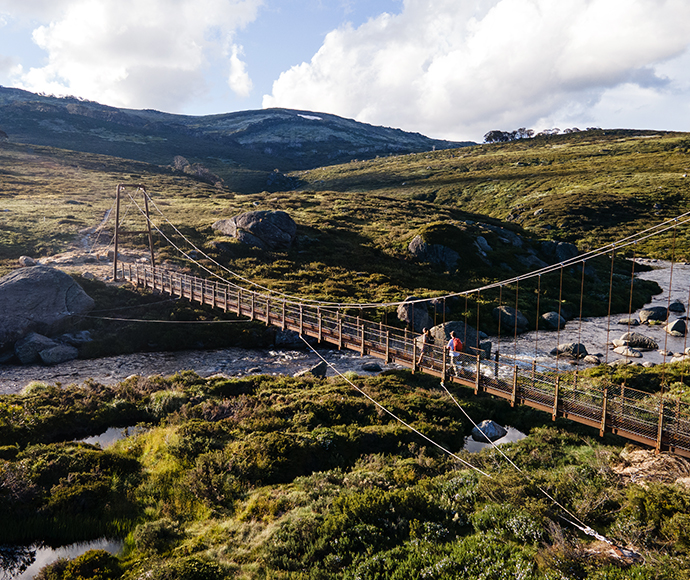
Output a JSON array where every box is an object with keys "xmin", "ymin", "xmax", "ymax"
[
  {"xmin": 227, "ymin": 44, "xmax": 252, "ymax": 97},
  {"xmin": 9, "ymin": 0, "xmax": 263, "ymax": 111},
  {"xmin": 263, "ymin": 0, "xmax": 690, "ymax": 141}
]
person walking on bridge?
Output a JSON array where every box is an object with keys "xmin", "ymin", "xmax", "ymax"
[
  {"xmin": 417, "ymin": 327, "xmax": 432, "ymax": 367},
  {"xmin": 446, "ymin": 330, "xmax": 463, "ymax": 376}
]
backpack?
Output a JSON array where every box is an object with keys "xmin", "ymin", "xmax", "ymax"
[{"xmin": 452, "ymin": 337, "xmax": 463, "ymax": 352}]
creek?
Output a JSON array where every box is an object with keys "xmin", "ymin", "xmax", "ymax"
[{"xmin": 1, "ymin": 261, "xmax": 687, "ymax": 394}]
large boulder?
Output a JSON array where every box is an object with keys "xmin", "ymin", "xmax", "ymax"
[
  {"xmin": 620, "ymin": 332, "xmax": 658, "ymax": 350},
  {"xmin": 212, "ymin": 210, "xmax": 297, "ymax": 250},
  {"xmin": 550, "ymin": 343, "xmax": 588, "ymax": 359},
  {"xmin": 638, "ymin": 306, "xmax": 668, "ymax": 323},
  {"xmin": 541, "ymin": 311, "xmax": 565, "ymax": 330},
  {"xmin": 665, "ymin": 319, "xmax": 687, "ymax": 337},
  {"xmin": 14, "ymin": 333, "xmax": 59, "ymax": 364},
  {"xmin": 397, "ymin": 297, "xmax": 433, "ymax": 333},
  {"xmin": 492, "ymin": 306, "xmax": 529, "ymax": 334},
  {"xmin": 39, "ymin": 344, "xmax": 79, "ymax": 365},
  {"xmin": 407, "ymin": 235, "xmax": 460, "ymax": 271},
  {"xmin": 430, "ymin": 321, "xmax": 491, "ymax": 358},
  {"xmin": 0, "ymin": 266, "xmax": 95, "ymax": 348}
]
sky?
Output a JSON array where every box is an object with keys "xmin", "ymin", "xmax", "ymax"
[{"xmin": 1, "ymin": 0, "xmax": 690, "ymax": 143}]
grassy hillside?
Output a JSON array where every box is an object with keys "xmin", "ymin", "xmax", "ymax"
[
  {"xmin": 295, "ymin": 129, "xmax": 690, "ymax": 258},
  {"xmin": 0, "ymin": 137, "xmax": 661, "ymax": 355}
]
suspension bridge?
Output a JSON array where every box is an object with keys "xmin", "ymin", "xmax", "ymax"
[{"xmin": 105, "ymin": 184, "xmax": 690, "ymax": 458}]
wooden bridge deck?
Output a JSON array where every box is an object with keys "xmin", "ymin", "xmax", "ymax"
[{"xmin": 120, "ymin": 263, "xmax": 690, "ymax": 458}]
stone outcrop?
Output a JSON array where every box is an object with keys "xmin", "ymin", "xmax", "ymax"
[
  {"xmin": 407, "ymin": 235, "xmax": 460, "ymax": 271},
  {"xmin": 0, "ymin": 265, "xmax": 95, "ymax": 348},
  {"xmin": 212, "ymin": 210, "xmax": 297, "ymax": 251}
]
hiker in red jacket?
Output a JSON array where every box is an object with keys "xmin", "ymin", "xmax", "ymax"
[{"xmin": 446, "ymin": 330, "xmax": 463, "ymax": 376}]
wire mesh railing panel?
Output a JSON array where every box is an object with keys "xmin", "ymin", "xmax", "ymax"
[{"xmin": 559, "ymin": 384, "xmax": 605, "ymax": 422}]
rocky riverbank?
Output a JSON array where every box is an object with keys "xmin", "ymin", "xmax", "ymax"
[{"xmin": 0, "ymin": 346, "xmax": 399, "ymax": 394}]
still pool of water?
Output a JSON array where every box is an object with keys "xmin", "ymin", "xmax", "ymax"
[
  {"xmin": 4, "ymin": 539, "xmax": 123, "ymax": 580},
  {"xmin": 463, "ymin": 426, "xmax": 527, "ymax": 453},
  {"xmin": 78, "ymin": 425, "xmax": 148, "ymax": 447}
]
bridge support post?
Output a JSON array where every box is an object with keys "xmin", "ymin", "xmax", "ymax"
[
  {"xmin": 251, "ymin": 293, "xmax": 255, "ymax": 321},
  {"xmin": 318, "ymin": 308, "xmax": 322, "ymax": 343},
  {"xmin": 412, "ymin": 340, "xmax": 417, "ymax": 373},
  {"xmin": 600, "ymin": 388, "xmax": 608, "ymax": 437},
  {"xmin": 338, "ymin": 317, "xmax": 343, "ymax": 350},
  {"xmin": 552, "ymin": 376, "xmax": 560, "ymax": 421},
  {"xmin": 360, "ymin": 324, "xmax": 365, "ymax": 356},
  {"xmin": 494, "ymin": 351, "xmax": 499, "ymax": 378},
  {"xmin": 299, "ymin": 304, "xmax": 304, "ymax": 336},
  {"xmin": 511, "ymin": 366, "xmax": 518, "ymax": 406},
  {"xmin": 281, "ymin": 300, "xmax": 286, "ymax": 331},
  {"xmin": 236, "ymin": 289, "xmax": 242, "ymax": 316},
  {"xmin": 656, "ymin": 395, "xmax": 665, "ymax": 454},
  {"xmin": 475, "ymin": 354, "xmax": 481, "ymax": 394},
  {"xmin": 385, "ymin": 331, "xmax": 390, "ymax": 363},
  {"xmin": 442, "ymin": 346, "xmax": 447, "ymax": 379}
]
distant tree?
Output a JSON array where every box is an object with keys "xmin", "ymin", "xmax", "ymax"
[
  {"xmin": 484, "ymin": 130, "xmax": 512, "ymax": 143},
  {"xmin": 514, "ymin": 127, "xmax": 534, "ymax": 139},
  {"xmin": 536, "ymin": 128, "xmax": 560, "ymax": 136},
  {"xmin": 563, "ymin": 127, "xmax": 581, "ymax": 134}
]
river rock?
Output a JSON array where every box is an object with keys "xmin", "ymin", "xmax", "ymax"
[
  {"xmin": 212, "ymin": 210, "xmax": 297, "ymax": 251},
  {"xmin": 294, "ymin": 360, "xmax": 327, "ymax": 378},
  {"xmin": 362, "ymin": 362, "xmax": 382, "ymax": 372},
  {"xmin": 638, "ymin": 306, "xmax": 668, "ymax": 323},
  {"xmin": 407, "ymin": 235, "xmax": 460, "ymax": 271},
  {"xmin": 664, "ymin": 319, "xmax": 687, "ymax": 337},
  {"xmin": 583, "ymin": 354, "xmax": 603, "ymax": 365},
  {"xmin": 550, "ymin": 343, "xmax": 588, "ymax": 358},
  {"xmin": 0, "ymin": 265, "xmax": 95, "ymax": 348},
  {"xmin": 613, "ymin": 345, "xmax": 643, "ymax": 358},
  {"xmin": 620, "ymin": 332, "xmax": 658, "ymax": 350},
  {"xmin": 617, "ymin": 318, "xmax": 639, "ymax": 326},
  {"xmin": 397, "ymin": 297, "xmax": 432, "ymax": 333},
  {"xmin": 541, "ymin": 311, "xmax": 565, "ymax": 330},
  {"xmin": 58, "ymin": 330, "xmax": 93, "ymax": 346},
  {"xmin": 39, "ymin": 344, "xmax": 79, "ymax": 365},
  {"xmin": 669, "ymin": 300, "xmax": 686, "ymax": 313},
  {"xmin": 18, "ymin": 256, "xmax": 36, "ymax": 267},
  {"xmin": 14, "ymin": 333, "xmax": 60, "ymax": 364},
  {"xmin": 492, "ymin": 305, "xmax": 529, "ymax": 334},
  {"xmin": 471, "ymin": 419, "xmax": 507, "ymax": 443}
]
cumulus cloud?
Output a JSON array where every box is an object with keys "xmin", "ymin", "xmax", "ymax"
[
  {"xmin": 227, "ymin": 44, "xmax": 252, "ymax": 97},
  {"xmin": 8, "ymin": 0, "xmax": 263, "ymax": 111},
  {"xmin": 263, "ymin": 0, "xmax": 690, "ymax": 140}
]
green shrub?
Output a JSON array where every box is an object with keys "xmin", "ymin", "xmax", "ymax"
[{"xmin": 133, "ymin": 518, "xmax": 183, "ymax": 554}]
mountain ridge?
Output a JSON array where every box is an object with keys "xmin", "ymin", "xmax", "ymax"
[{"xmin": 0, "ymin": 86, "xmax": 473, "ymax": 192}]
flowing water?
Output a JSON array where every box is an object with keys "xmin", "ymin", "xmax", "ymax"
[{"xmin": 494, "ymin": 259, "xmax": 690, "ymax": 370}]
